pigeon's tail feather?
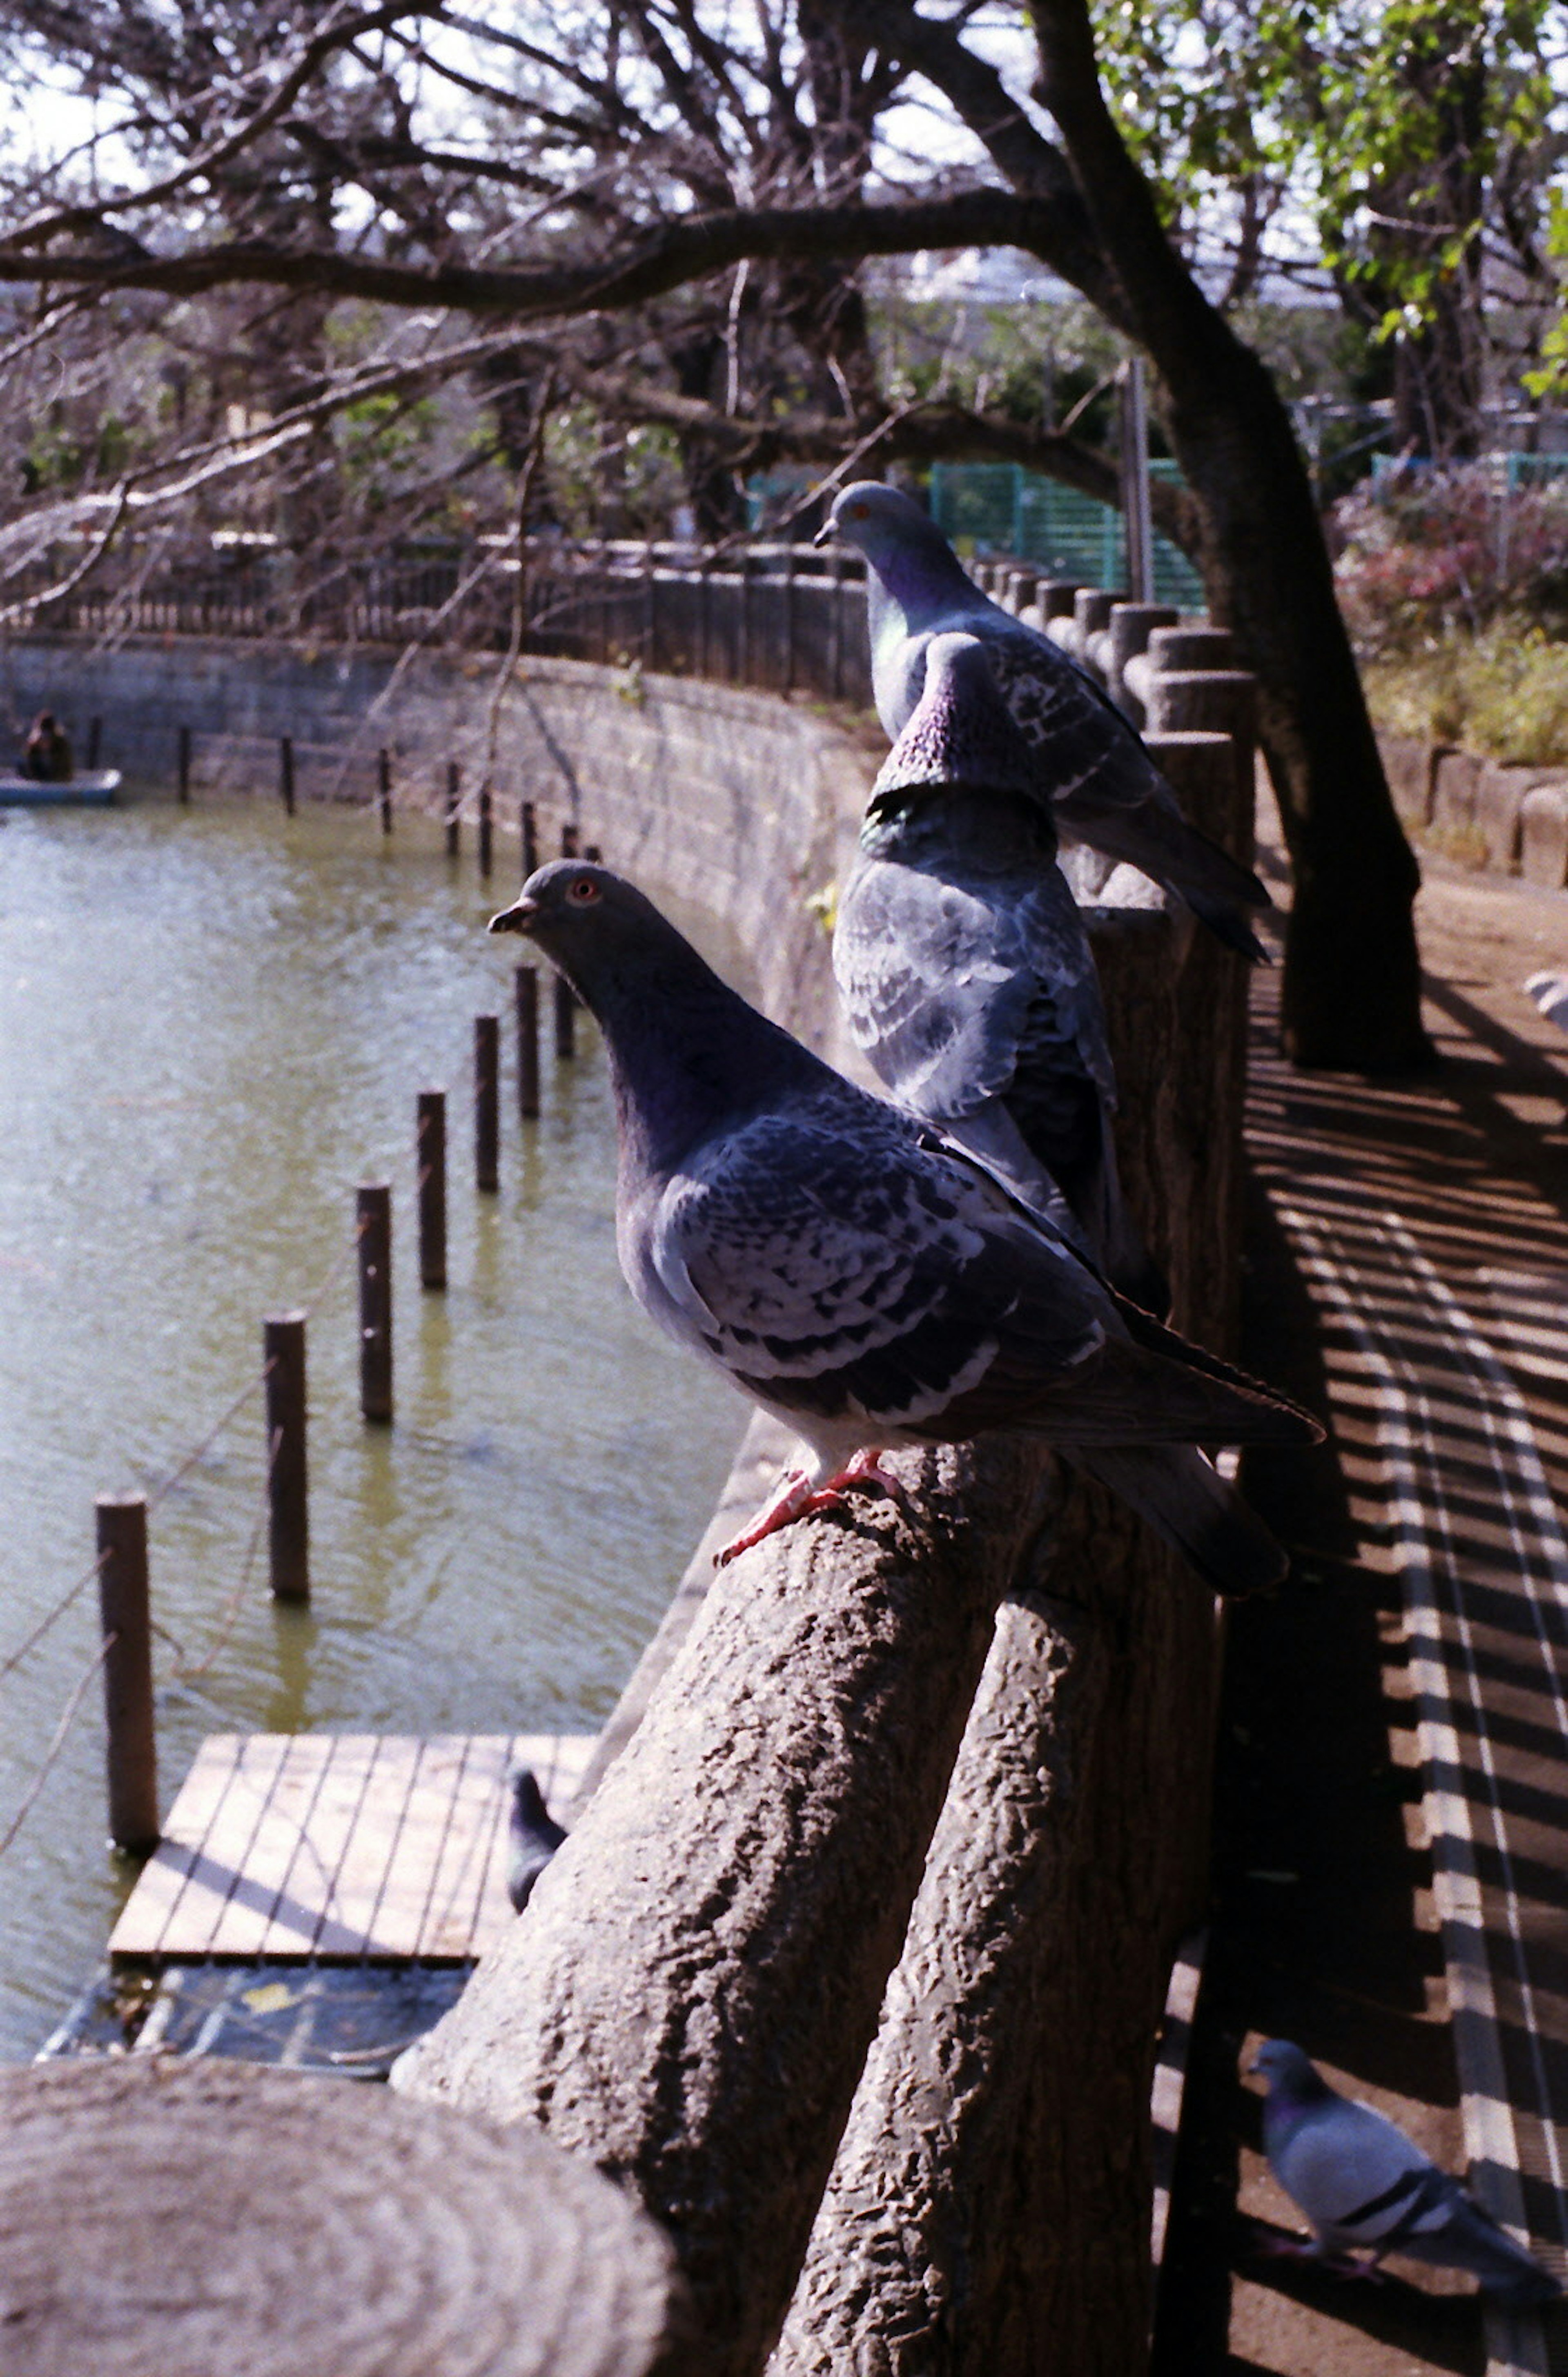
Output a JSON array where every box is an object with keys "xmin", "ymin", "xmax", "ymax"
[
  {"xmin": 1183, "ymin": 885, "xmax": 1272, "ymax": 964},
  {"xmin": 1071, "ymin": 1444, "xmax": 1290, "ymax": 1597},
  {"xmin": 1396, "ymin": 2200, "xmax": 1564, "ymax": 2303}
]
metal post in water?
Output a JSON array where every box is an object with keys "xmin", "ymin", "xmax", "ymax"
[
  {"xmin": 479, "ymin": 785, "xmax": 494, "ymax": 880},
  {"xmin": 475, "ymin": 1016, "xmax": 500, "ymax": 1192},
  {"xmin": 516, "ymin": 966, "xmax": 540, "ymax": 1121},
  {"xmin": 263, "ymin": 1313, "xmax": 309, "ymax": 1604},
  {"xmin": 445, "ymin": 763, "xmax": 461, "ymax": 859},
  {"xmin": 357, "ymin": 1184, "xmax": 393, "ymax": 1423},
  {"xmin": 96, "ymin": 1495, "xmax": 159, "ymax": 1853},
  {"xmin": 378, "ymin": 748, "xmax": 393, "ymax": 835},
  {"xmin": 417, "ymin": 1092, "xmax": 448, "ymax": 1290},
  {"xmin": 280, "ymin": 735, "xmax": 296, "ymax": 816},
  {"xmin": 560, "ymin": 821, "xmax": 579, "ymax": 860},
  {"xmin": 521, "ymin": 800, "xmax": 538, "ymax": 876},
  {"xmin": 177, "ymin": 725, "xmax": 192, "ymax": 805}
]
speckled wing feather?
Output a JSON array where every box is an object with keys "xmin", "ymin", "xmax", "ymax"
[{"xmin": 629, "ymin": 1087, "xmax": 1311, "ymax": 1455}]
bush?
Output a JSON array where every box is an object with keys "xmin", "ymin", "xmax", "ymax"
[
  {"xmin": 1334, "ymin": 464, "xmax": 1568, "ymax": 658},
  {"xmin": 1361, "ymin": 622, "xmax": 1568, "ymax": 765}
]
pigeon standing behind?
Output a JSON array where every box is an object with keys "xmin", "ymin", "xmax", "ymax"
[
  {"xmin": 505, "ymin": 1765, "xmax": 567, "ymax": 1914},
  {"xmin": 490, "ymin": 861, "xmax": 1320, "ymax": 1590},
  {"xmin": 817, "ymin": 480, "xmax": 1270, "ymax": 960},
  {"xmin": 833, "ymin": 629, "xmax": 1168, "ymax": 1315},
  {"xmin": 1252, "ymin": 2040, "xmax": 1561, "ymax": 2306}
]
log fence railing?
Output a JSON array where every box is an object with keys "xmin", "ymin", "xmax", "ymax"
[{"xmin": 0, "ymin": 539, "xmax": 1272, "ymax": 2376}]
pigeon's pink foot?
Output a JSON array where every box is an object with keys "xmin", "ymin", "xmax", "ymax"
[{"xmin": 715, "ymin": 1449, "xmax": 904, "ymax": 1567}]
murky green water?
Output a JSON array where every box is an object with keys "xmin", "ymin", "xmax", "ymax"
[{"xmin": 0, "ymin": 798, "xmax": 748, "ymax": 2056}]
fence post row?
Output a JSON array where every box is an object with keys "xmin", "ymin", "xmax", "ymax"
[
  {"xmin": 357, "ymin": 1184, "xmax": 394, "ymax": 1424},
  {"xmin": 417, "ymin": 1091, "xmax": 448, "ymax": 1290},
  {"xmin": 96, "ymin": 1494, "xmax": 159, "ymax": 1854},
  {"xmin": 263, "ymin": 1313, "xmax": 310, "ymax": 1605}
]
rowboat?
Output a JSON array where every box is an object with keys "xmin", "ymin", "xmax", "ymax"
[{"xmin": 0, "ymin": 770, "xmax": 120, "ymax": 807}]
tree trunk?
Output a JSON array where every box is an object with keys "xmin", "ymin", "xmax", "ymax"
[
  {"xmin": 1158, "ymin": 337, "xmax": 1431, "ymax": 1069},
  {"xmin": 1027, "ymin": 0, "xmax": 1434, "ymax": 1072}
]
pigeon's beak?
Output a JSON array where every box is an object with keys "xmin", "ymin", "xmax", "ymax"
[
  {"xmin": 488, "ymin": 896, "xmax": 538, "ymax": 936},
  {"xmin": 811, "ymin": 516, "xmax": 835, "ymax": 549}
]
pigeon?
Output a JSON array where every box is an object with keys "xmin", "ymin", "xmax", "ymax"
[
  {"xmin": 1251, "ymin": 2040, "xmax": 1561, "ymax": 2306},
  {"xmin": 833, "ymin": 629, "xmax": 1168, "ymax": 1316},
  {"xmin": 505, "ymin": 1765, "xmax": 567, "ymax": 1914},
  {"xmin": 1525, "ymin": 971, "xmax": 1568, "ymax": 1034},
  {"xmin": 490, "ymin": 860, "xmax": 1319, "ymax": 1588},
  {"xmin": 816, "ymin": 480, "xmax": 1270, "ymax": 960}
]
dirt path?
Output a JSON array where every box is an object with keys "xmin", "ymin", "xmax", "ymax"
[{"xmin": 1154, "ymin": 846, "xmax": 1568, "ymax": 2377}]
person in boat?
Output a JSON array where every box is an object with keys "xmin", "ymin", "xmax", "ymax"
[{"xmin": 22, "ymin": 711, "xmax": 72, "ymax": 782}]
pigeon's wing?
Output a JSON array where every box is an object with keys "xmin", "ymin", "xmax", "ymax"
[
  {"xmin": 1526, "ymin": 970, "xmax": 1568, "ymax": 1033},
  {"xmin": 833, "ymin": 851, "xmax": 1111, "ymax": 1121},
  {"xmin": 978, "ymin": 624, "xmax": 1272, "ymax": 958},
  {"xmin": 641, "ymin": 1097, "xmax": 1110, "ymax": 1437},
  {"xmin": 1272, "ymin": 2099, "xmax": 1441, "ymax": 2249}
]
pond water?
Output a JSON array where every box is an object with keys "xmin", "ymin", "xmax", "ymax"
[{"xmin": 0, "ymin": 797, "xmax": 748, "ymax": 2056}]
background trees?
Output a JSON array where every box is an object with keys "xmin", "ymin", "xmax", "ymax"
[{"xmin": 0, "ymin": 0, "xmax": 1563, "ymax": 1063}]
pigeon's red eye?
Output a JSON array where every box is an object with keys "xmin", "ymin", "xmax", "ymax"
[
  {"xmin": 567, "ymin": 875, "xmax": 600, "ymax": 904},
  {"xmin": 850, "ymin": 502, "xmax": 870, "ymax": 520}
]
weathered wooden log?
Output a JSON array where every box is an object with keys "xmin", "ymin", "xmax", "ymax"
[
  {"xmin": 1146, "ymin": 670, "xmax": 1257, "ymax": 826},
  {"xmin": 1107, "ymin": 601, "xmax": 1178, "ymax": 722},
  {"xmin": 0, "ymin": 2057, "xmax": 689, "ymax": 2377},
  {"xmin": 396, "ymin": 1439, "xmax": 1065, "ymax": 2377},
  {"xmin": 771, "ymin": 899, "xmax": 1237, "ymax": 2376}
]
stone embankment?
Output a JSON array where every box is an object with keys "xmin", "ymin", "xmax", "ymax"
[{"xmin": 1379, "ymin": 729, "xmax": 1568, "ymax": 889}]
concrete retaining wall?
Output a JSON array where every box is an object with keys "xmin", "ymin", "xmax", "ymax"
[{"xmin": 0, "ymin": 634, "xmax": 874, "ymax": 1054}]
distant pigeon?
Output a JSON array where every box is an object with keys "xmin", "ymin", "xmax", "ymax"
[
  {"xmin": 817, "ymin": 480, "xmax": 1270, "ymax": 959},
  {"xmin": 834, "ymin": 630, "xmax": 1168, "ymax": 1315},
  {"xmin": 1252, "ymin": 2040, "xmax": 1561, "ymax": 2306},
  {"xmin": 491, "ymin": 861, "xmax": 1319, "ymax": 1589},
  {"xmin": 505, "ymin": 1766, "xmax": 567, "ymax": 1914},
  {"xmin": 1525, "ymin": 971, "xmax": 1568, "ymax": 1034}
]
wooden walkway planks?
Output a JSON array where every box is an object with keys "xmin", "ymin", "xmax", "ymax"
[{"xmin": 109, "ymin": 1733, "xmax": 593, "ymax": 1963}]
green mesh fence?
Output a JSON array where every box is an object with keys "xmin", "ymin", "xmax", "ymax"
[{"xmin": 928, "ymin": 461, "xmax": 1205, "ymax": 609}]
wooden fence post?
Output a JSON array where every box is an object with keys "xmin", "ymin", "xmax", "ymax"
[
  {"xmin": 417, "ymin": 1092, "xmax": 448, "ymax": 1290},
  {"xmin": 357, "ymin": 1185, "xmax": 393, "ymax": 1424},
  {"xmin": 515, "ymin": 966, "xmax": 540, "ymax": 1121},
  {"xmin": 96, "ymin": 1495, "xmax": 159, "ymax": 1853},
  {"xmin": 475, "ymin": 1017, "xmax": 500, "ymax": 1192},
  {"xmin": 263, "ymin": 1313, "xmax": 309, "ymax": 1605}
]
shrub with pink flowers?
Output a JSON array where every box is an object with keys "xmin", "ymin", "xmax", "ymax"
[{"xmin": 1333, "ymin": 464, "xmax": 1568, "ymax": 658}]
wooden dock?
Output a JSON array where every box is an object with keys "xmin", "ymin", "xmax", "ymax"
[{"xmin": 109, "ymin": 1732, "xmax": 592, "ymax": 1964}]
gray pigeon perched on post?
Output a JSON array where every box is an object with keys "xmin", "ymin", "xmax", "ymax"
[
  {"xmin": 505, "ymin": 1765, "xmax": 566, "ymax": 1914},
  {"xmin": 833, "ymin": 629, "xmax": 1168, "ymax": 1316},
  {"xmin": 817, "ymin": 480, "xmax": 1270, "ymax": 959},
  {"xmin": 490, "ymin": 860, "xmax": 1319, "ymax": 1588},
  {"xmin": 1252, "ymin": 2040, "xmax": 1561, "ymax": 2305}
]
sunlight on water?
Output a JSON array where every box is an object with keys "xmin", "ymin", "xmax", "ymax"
[{"xmin": 0, "ymin": 798, "xmax": 750, "ymax": 2054}]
